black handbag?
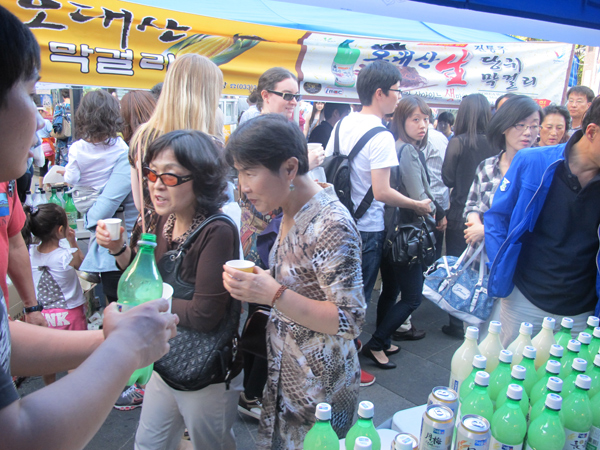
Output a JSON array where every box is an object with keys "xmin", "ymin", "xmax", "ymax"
[
  {"xmin": 153, "ymin": 213, "xmax": 241, "ymax": 391},
  {"xmin": 238, "ymin": 304, "xmax": 270, "ymax": 359}
]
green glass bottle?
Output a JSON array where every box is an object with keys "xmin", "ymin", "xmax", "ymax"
[
  {"xmin": 64, "ymin": 191, "xmax": 78, "ymax": 229},
  {"xmin": 525, "ymin": 393, "xmax": 565, "ymax": 450},
  {"xmin": 489, "ymin": 350, "xmax": 514, "ymax": 407},
  {"xmin": 460, "ymin": 371, "xmax": 494, "ymax": 423},
  {"xmin": 529, "ymin": 376, "xmax": 563, "ymax": 425},
  {"xmin": 537, "ymin": 344, "xmax": 564, "ymax": 380},
  {"xmin": 531, "ymin": 359, "xmax": 562, "ymax": 407},
  {"xmin": 521, "ymin": 346, "xmax": 538, "ymax": 396},
  {"xmin": 345, "ymin": 401, "xmax": 380, "ymax": 450},
  {"xmin": 303, "ymin": 403, "xmax": 339, "ymax": 449},
  {"xmin": 496, "ymin": 365, "xmax": 529, "ymax": 416},
  {"xmin": 332, "ymin": 39, "xmax": 361, "ymax": 88},
  {"xmin": 459, "ymin": 355, "xmax": 487, "ymax": 402},
  {"xmin": 589, "ymin": 328, "xmax": 600, "ymax": 361},
  {"xmin": 562, "ymin": 374, "xmax": 593, "ymax": 449},
  {"xmin": 490, "ymin": 384, "xmax": 527, "ymax": 449},
  {"xmin": 555, "ymin": 318, "xmax": 574, "ymax": 349},
  {"xmin": 49, "ymin": 187, "xmax": 62, "ymax": 207},
  {"xmin": 587, "ymin": 354, "xmax": 600, "ymax": 399},
  {"xmin": 117, "ymin": 233, "xmax": 164, "ymax": 386},
  {"xmin": 586, "ymin": 317, "xmax": 600, "ymax": 336},
  {"xmin": 561, "ymin": 339, "xmax": 582, "ymax": 380},
  {"xmin": 562, "ymin": 358, "xmax": 589, "ymax": 399},
  {"xmin": 586, "ymin": 388, "xmax": 600, "ymax": 450},
  {"xmin": 580, "ymin": 332, "xmax": 593, "ymax": 365}
]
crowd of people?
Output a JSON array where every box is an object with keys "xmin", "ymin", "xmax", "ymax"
[{"xmin": 1, "ymin": 4, "xmax": 600, "ymax": 450}]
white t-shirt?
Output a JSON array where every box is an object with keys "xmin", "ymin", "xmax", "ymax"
[
  {"xmin": 324, "ymin": 112, "xmax": 398, "ymax": 232},
  {"xmin": 30, "ymin": 239, "xmax": 85, "ymax": 310},
  {"xmin": 64, "ymin": 137, "xmax": 128, "ymax": 190}
]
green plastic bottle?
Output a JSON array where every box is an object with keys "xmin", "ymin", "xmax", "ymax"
[
  {"xmin": 490, "ymin": 384, "xmax": 527, "ymax": 449},
  {"xmin": 489, "ymin": 350, "xmax": 514, "ymax": 407},
  {"xmin": 303, "ymin": 403, "xmax": 339, "ymax": 449},
  {"xmin": 579, "ymin": 332, "xmax": 593, "ymax": 366},
  {"xmin": 562, "ymin": 374, "xmax": 593, "ymax": 449},
  {"xmin": 49, "ymin": 187, "xmax": 62, "ymax": 207},
  {"xmin": 531, "ymin": 360, "xmax": 562, "ymax": 407},
  {"xmin": 561, "ymin": 339, "xmax": 582, "ymax": 380},
  {"xmin": 117, "ymin": 233, "xmax": 164, "ymax": 386},
  {"xmin": 459, "ymin": 355, "xmax": 487, "ymax": 402},
  {"xmin": 586, "ymin": 317, "xmax": 600, "ymax": 336},
  {"xmin": 537, "ymin": 344, "xmax": 564, "ymax": 380},
  {"xmin": 529, "ymin": 376, "xmax": 563, "ymax": 425},
  {"xmin": 345, "ymin": 401, "xmax": 380, "ymax": 450},
  {"xmin": 562, "ymin": 358, "xmax": 589, "ymax": 399},
  {"xmin": 64, "ymin": 191, "xmax": 78, "ymax": 229},
  {"xmin": 525, "ymin": 393, "xmax": 565, "ymax": 450},
  {"xmin": 587, "ymin": 354, "xmax": 600, "ymax": 398},
  {"xmin": 586, "ymin": 388, "xmax": 600, "ymax": 450},
  {"xmin": 521, "ymin": 346, "xmax": 538, "ymax": 396},
  {"xmin": 589, "ymin": 328, "xmax": 600, "ymax": 360},
  {"xmin": 460, "ymin": 371, "xmax": 494, "ymax": 423},
  {"xmin": 555, "ymin": 318, "xmax": 574, "ymax": 349},
  {"xmin": 496, "ymin": 365, "xmax": 529, "ymax": 416},
  {"xmin": 332, "ymin": 40, "xmax": 361, "ymax": 88}
]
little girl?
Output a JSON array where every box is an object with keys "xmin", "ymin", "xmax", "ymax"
[
  {"xmin": 23, "ymin": 203, "xmax": 86, "ymax": 384},
  {"xmin": 62, "ymin": 89, "xmax": 127, "ymax": 213}
]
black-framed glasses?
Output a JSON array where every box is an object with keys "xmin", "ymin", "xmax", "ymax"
[
  {"xmin": 142, "ymin": 166, "xmax": 193, "ymax": 187},
  {"xmin": 266, "ymin": 90, "xmax": 301, "ymax": 101},
  {"xmin": 388, "ymin": 88, "xmax": 403, "ymax": 97}
]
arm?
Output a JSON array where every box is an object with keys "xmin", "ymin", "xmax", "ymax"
[
  {"xmin": 399, "ymin": 146, "xmax": 433, "ymax": 202},
  {"xmin": 62, "ymin": 152, "xmax": 80, "ymax": 186},
  {"xmin": 441, "ymin": 136, "xmax": 460, "ymax": 188},
  {"xmin": 371, "ymin": 167, "xmax": 432, "ymax": 215},
  {"xmin": 65, "ymin": 228, "xmax": 84, "ymax": 270}
]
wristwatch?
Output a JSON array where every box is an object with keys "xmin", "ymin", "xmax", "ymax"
[{"xmin": 23, "ymin": 301, "xmax": 44, "ymax": 315}]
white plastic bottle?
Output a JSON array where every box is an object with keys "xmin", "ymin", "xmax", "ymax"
[
  {"xmin": 507, "ymin": 322, "xmax": 533, "ymax": 366},
  {"xmin": 531, "ymin": 317, "xmax": 557, "ymax": 370},
  {"xmin": 479, "ymin": 321, "xmax": 504, "ymax": 373},
  {"xmin": 449, "ymin": 326, "xmax": 480, "ymax": 394}
]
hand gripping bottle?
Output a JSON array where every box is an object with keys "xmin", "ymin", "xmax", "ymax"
[
  {"xmin": 460, "ymin": 371, "xmax": 494, "ymax": 423},
  {"xmin": 490, "ymin": 384, "xmax": 527, "ymax": 450},
  {"xmin": 586, "ymin": 317, "xmax": 600, "ymax": 336},
  {"xmin": 531, "ymin": 360, "xmax": 562, "ymax": 407},
  {"xmin": 587, "ymin": 385, "xmax": 600, "ymax": 450},
  {"xmin": 489, "ymin": 350, "xmax": 514, "ymax": 406},
  {"xmin": 507, "ymin": 322, "xmax": 533, "ymax": 366},
  {"xmin": 579, "ymin": 332, "xmax": 593, "ymax": 365},
  {"xmin": 587, "ymin": 354, "xmax": 600, "ymax": 398},
  {"xmin": 459, "ymin": 355, "xmax": 487, "ymax": 402},
  {"xmin": 520, "ymin": 346, "xmax": 538, "ymax": 396},
  {"xmin": 560, "ymin": 340, "xmax": 582, "ymax": 380},
  {"xmin": 538, "ymin": 344, "xmax": 564, "ymax": 379},
  {"xmin": 562, "ymin": 374, "xmax": 593, "ymax": 449},
  {"xmin": 117, "ymin": 233, "xmax": 164, "ymax": 386},
  {"xmin": 525, "ymin": 393, "xmax": 566, "ymax": 450},
  {"xmin": 345, "ymin": 401, "xmax": 380, "ymax": 450},
  {"xmin": 480, "ymin": 321, "xmax": 504, "ymax": 373},
  {"xmin": 529, "ymin": 376, "xmax": 563, "ymax": 425},
  {"xmin": 532, "ymin": 317, "xmax": 557, "ymax": 370},
  {"xmin": 562, "ymin": 358, "xmax": 588, "ymax": 399},
  {"xmin": 589, "ymin": 328, "xmax": 600, "ymax": 360},
  {"xmin": 496, "ymin": 365, "xmax": 529, "ymax": 417},
  {"xmin": 303, "ymin": 403, "xmax": 339, "ymax": 449},
  {"xmin": 353, "ymin": 437, "xmax": 372, "ymax": 450},
  {"xmin": 450, "ymin": 326, "xmax": 481, "ymax": 394},
  {"xmin": 555, "ymin": 318, "xmax": 575, "ymax": 349}
]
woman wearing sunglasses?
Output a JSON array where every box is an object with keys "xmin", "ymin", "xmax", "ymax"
[{"xmin": 96, "ymin": 130, "xmax": 242, "ymax": 450}]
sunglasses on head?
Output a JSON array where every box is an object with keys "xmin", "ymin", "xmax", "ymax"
[
  {"xmin": 267, "ymin": 90, "xmax": 301, "ymax": 102},
  {"xmin": 142, "ymin": 166, "xmax": 193, "ymax": 187}
]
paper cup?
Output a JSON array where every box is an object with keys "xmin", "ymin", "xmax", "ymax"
[
  {"xmin": 226, "ymin": 259, "xmax": 255, "ymax": 273},
  {"xmin": 162, "ymin": 283, "xmax": 174, "ymax": 314},
  {"xmin": 104, "ymin": 218, "xmax": 122, "ymax": 240},
  {"xmin": 307, "ymin": 143, "xmax": 323, "ymax": 152},
  {"xmin": 76, "ymin": 218, "xmax": 85, "ymax": 232}
]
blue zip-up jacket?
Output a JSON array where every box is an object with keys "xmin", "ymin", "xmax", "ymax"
[{"xmin": 484, "ymin": 131, "xmax": 600, "ymax": 315}]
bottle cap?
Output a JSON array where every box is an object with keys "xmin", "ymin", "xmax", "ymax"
[
  {"xmin": 567, "ymin": 339, "xmax": 581, "ymax": 352},
  {"xmin": 545, "ymin": 393, "xmax": 562, "ymax": 410},
  {"xmin": 506, "ymin": 384, "xmax": 523, "ymax": 401},
  {"xmin": 576, "ymin": 374, "xmax": 592, "ymax": 390},
  {"xmin": 357, "ymin": 401, "xmax": 374, "ymax": 419},
  {"xmin": 475, "ymin": 371, "xmax": 490, "ymax": 387},
  {"xmin": 465, "ymin": 326, "xmax": 479, "ymax": 340},
  {"xmin": 472, "ymin": 355, "xmax": 487, "ymax": 369},
  {"xmin": 519, "ymin": 322, "xmax": 533, "ymax": 335},
  {"xmin": 542, "ymin": 317, "xmax": 556, "ymax": 330},
  {"xmin": 315, "ymin": 403, "xmax": 332, "ymax": 420},
  {"xmin": 547, "ymin": 376, "xmax": 563, "ymax": 392},
  {"xmin": 393, "ymin": 435, "xmax": 415, "ymax": 450},
  {"xmin": 561, "ymin": 317, "xmax": 574, "ymax": 329},
  {"xmin": 594, "ymin": 327, "xmax": 600, "ymax": 339},
  {"xmin": 488, "ymin": 321, "xmax": 502, "ymax": 334},
  {"xmin": 549, "ymin": 344, "xmax": 564, "ymax": 358},
  {"xmin": 511, "ymin": 365, "xmax": 526, "ymax": 380},
  {"xmin": 588, "ymin": 316, "xmax": 600, "ymax": 328},
  {"xmin": 499, "ymin": 350, "xmax": 513, "ymax": 364},
  {"xmin": 572, "ymin": 358, "xmax": 587, "ymax": 373},
  {"xmin": 354, "ymin": 436, "xmax": 372, "ymax": 450},
  {"xmin": 523, "ymin": 346, "xmax": 536, "ymax": 359},
  {"xmin": 578, "ymin": 332, "xmax": 592, "ymax": 345},
  {"xmin": 545, "ymin": 359, "xmax": 561, "ymax": 374},
  {"xmin": 594, "ymin": 354, "xmax": 600, "ymax": 368}
]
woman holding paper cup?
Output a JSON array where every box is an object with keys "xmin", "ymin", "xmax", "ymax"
[{"xmin": 225, "ymin": 114, "xmax": 365, "ymax": 449}]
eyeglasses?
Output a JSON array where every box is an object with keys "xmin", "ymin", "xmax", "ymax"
[
  {"xmin": 142, "ymin": 166, "xmax": 193, "ymax": 187},
  {"xmin": 266, "ymin": 90, "xmax": 301, "ymax": 102},
  {"xmin": 567, "ymin": 99, "xmax": 588, "ymax": 105},
  {"xmin": 513, "ymin": 124, "xmax": 540, "ymax": 133},
  {"xmin": 388, "ymin": 88, "xmax": 403, "ymax": 96}
]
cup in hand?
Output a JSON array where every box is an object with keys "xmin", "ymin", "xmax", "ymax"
[
  {"xmin": 162, "ymin": 283, "xmax": 174, "ymax": 314},
  {"xmin": 104, "ymin": 218, "xmax": 122, "ymax": 241},
  {"xmin": 76, "ymin": 218, "xmax": 85, "ymax": 232},
  {"xmin": 226, "ymin": 259, "xmax": 255, "ymax": 273}
]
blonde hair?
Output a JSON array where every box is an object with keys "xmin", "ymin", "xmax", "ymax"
[{"xmin": 130, "ymin": 54, "xmax": 223, "ymax": 164}]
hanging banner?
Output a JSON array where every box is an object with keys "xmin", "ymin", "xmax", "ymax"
[{"xmin": 7, "ymin": 0, "xmax": 571, "ymax": 105}]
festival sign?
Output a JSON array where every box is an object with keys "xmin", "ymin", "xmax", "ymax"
[{"xmin": 8, "ymin": 0, "xmax": 572, "ymax": 105}]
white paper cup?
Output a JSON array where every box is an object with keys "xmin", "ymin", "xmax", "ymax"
[
  {"xmin": 76, "ymin": 218, "xmax": 85, "ymax": 232},
  {"xmin": 162, "ymin": 283, "xmax": 173, "ymax": 314},
  {"xmin": 104, "ymin": 218, "xmax": 122, "ymax": 240},
  {"xmin": 226, "ymin": 259, "xmax": 255, "ymax": 273}
]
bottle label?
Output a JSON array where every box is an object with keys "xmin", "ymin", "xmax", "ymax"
[
  {"xmin": 331, "ymin": 62, "xmax": 356, "ymax": 87},
  {"xmin": 450, "ymin": 375, "xmax": 460, "ymax": 393},
  {"xmin": 563, "ymin": 428, "xmax": 590, "ymax": 450},
  {"xmin": 587, "ymin": 426, "xmax": 600, "ymax": 450},
  {"xmin": 490, "ymin": 437, "xmax": 523, "ymax": 450}
]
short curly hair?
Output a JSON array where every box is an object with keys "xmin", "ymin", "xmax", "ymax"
[{"xmin": 75, "ymin": 90, "xmax": 123, "ymax": 144}]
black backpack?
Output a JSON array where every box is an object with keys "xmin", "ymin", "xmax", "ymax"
[{"xmin": 322, "ymin": 117, "xmax": 391, "ymax": 221}]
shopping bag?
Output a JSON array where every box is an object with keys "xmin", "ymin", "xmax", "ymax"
[{"xmin": 422, "ymin": 243, "xmax": 492, "ymax": 325}]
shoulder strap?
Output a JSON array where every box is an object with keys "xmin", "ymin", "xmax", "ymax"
[
  {"xmin": 333, "ymin": 117, "xmax": 343, "ymax": 157},
  {"xmin": 178, "ymin": 213, "xmax": 238, "ymax": 255}
]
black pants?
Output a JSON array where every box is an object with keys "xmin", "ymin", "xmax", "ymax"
[
  {"xmin": 100, "ymin": 271, "xmax": 123, "ymax": 304},
  {"xmin": 443, "ymin": 220, "xmax": 466, "ymax": 330}
]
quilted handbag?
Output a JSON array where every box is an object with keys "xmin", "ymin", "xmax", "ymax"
[
  {"xmin": 422, "ymin": 243, "xmax": 493, "ymax": 325},
  {"xmin": 153, "ymin": 213, "xmax": 241, "ymax": 391}
]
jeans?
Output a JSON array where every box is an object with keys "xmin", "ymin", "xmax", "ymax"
[
  {"xmin": 367, "ymin": 258, "xmax": 424, "ymax": 351},
  {"xmin": 360, "ymin": 231, "xmax": 385, "ymax": 305}
]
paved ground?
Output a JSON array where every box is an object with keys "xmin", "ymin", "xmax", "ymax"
[{"xmin": 18, "ymin": 292, "xmax": 463, "ymax": 449}]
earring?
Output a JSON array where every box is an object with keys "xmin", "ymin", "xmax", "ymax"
[{"xmin": 289, "ymin": 182, "xmax": 295, "ymax": 191}]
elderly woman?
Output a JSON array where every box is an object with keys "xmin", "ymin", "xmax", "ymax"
[
  {"xmin": 224, "ymin": 114, "xmax": 365, "ymax": 449},
  {"xmin": 537, "ymin": 104, "xmax": 571, "ymax": 147}
]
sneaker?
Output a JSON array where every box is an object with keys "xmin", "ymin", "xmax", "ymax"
[
  {"xmin": 360, "ymin": 369, "xmax": 376, "ymax": 387},
  {"xmin": 238, "ymin": 392, "xmax": 262, "ymax": 420},
  {"xmin": 114, "ymin": 383, "xmax": 144, "ymax": 411},
  {"xmin": 392, "ymin": 327, "xmax": 426, "ymax": 341}
]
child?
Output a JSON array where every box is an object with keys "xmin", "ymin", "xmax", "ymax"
[
  {"xmin": 23, "ymin": 203, "xmax": 86, "ymax": 384},
  {"xmin": 62, "ymin": 89, "xmax": 127, "ymax": 213}
]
